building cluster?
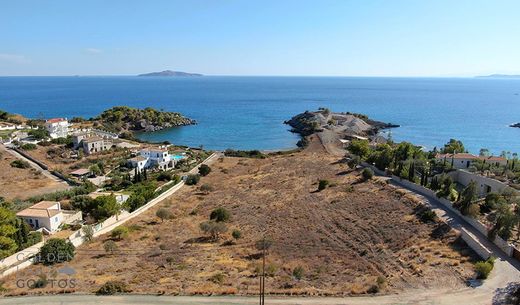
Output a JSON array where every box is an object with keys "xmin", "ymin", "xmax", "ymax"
[{"xmin": 435, "ymin": 153, "xmax": 508, "ymax": 169}]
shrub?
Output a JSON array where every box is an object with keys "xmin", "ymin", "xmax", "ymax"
[
  {"xmin": 347, "ymin": 155, "xmax": 361, "ymax": 168},
  {"xmin": 200, "ymin": 183, "xmax": 214, "ymax": 194},
  {"xmin": 292, "ymin": 266, "xmax": 304, "ymax": 280},
  {"xmin": 420, "ymin": 210, "xmax": 437, "ymax": 222},
  {"xmin": 198, "ymin": 164, "xmax": 211, "ymax": 176},
  {"xmin": 103, "ymin": 240, "xmax": 117, "ymax": 255},
  {"xmin": 38, "ymin": 239, "xmax": 75, "ymax": 265},
  {"xmin": 111, "ymin": 226, "xmax": 129, "ymax": 240},
  {"xmin": 318, "ymin": 179, "xmax": 329, "ymax": 191},
  {"xmin": 185, "ymin": 174, "xmax": 200, "ymax": 185},
  {"xmin": 82, "ymin": 225, "xmax": 94, "ymax": 242},
  {"xmin": 209, "ymin": 273, "xmax": 225, "ymax": 285},
  {"xmin": 199, "ymin": 221, "xmax": 227, "ymax": 240},
  {"xmin": 210, "ymin": 207, "xmax": 230, "ymax": 222},
  {"xmin": 232, "ymin": 229, "xmax": 242, "ymax": 240},
  {"xmin": 20, "ymin": 143, "xmax": 37, "ymax": 150},
  {"xmin": 96, "ymin": 280, "xmax": 130, "ymax": 295},
  {"xmin": 475, "ymin": 259, "xmax": 494, "ymax": 279},
  {"xmin": 10, "ymin": 159, "xmax": 30, "ymax": 169},
  {"xmin": 156, "ymin": 208, "xmax": 173, "ymax": 222},
  {"xmin": 156, "ymin": 171, "xmax": 172, "ymax": 181},
  {"xmin": 362, "ymin": 168, "xmax": 374, "ymax": 181}
]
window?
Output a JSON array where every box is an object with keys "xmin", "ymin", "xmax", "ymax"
[
  {"xmin": 55, "ymin": 217, "xmax": 58, "ymax": 222},
  {"xmin": 29, "ymin": 219, "xmax": 33, "ymax": 224}
]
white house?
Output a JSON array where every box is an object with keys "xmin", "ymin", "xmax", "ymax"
[
  {"xmin": 128, "ymin": 148, "xmax": 175, "ymax": 171},
  {"xmin": 45, "ymin": 118, "xmax": 69, "ymax": 139},
  {"xmin": 436, "ymin": 153, "xmax": 509, "ymax": 169},
  {"xmin": 16, "ymin": 201, "xmax": 82, "ymax": 233}
]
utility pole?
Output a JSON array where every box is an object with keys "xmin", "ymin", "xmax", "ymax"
[{"xmin": 259, "ymin": 236, "xmax": 267, "ymax": 305}]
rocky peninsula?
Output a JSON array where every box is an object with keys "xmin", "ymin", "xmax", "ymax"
[
  {"xmin": 91, "ymin": 106, "xmax": 196, "ymax": 134},
  {"xmin": 285, "ymin": 108, "xmax": 398, "ymax": 155}
]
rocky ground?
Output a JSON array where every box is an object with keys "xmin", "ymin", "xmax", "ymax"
[{"xmin": 3, "ymin": 136, "xmax": 478, "ymax": 296}]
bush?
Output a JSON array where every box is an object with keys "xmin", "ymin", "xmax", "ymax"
[
  {"xmin": 200, "ymin": 183, "xmax": 214, "ymax": 194},
  {"xmin": 111, "ymin": 226, "xmax": 129, "ymax": 240},
  {"xmin": 210, "ymin": 207, "xmax": 230, "ymax": 222},
  {"xmin": 475, "ymin": 259, "xmax": 494, "ymax": 279},
  {"xmin": 156, "ymin": 208, "xmax": 173, "ymax": 222},
  {"xmin": 10, "ymin": 159, "xmax": 30, "ymax": 169},
  {"xmin": 156, "ymin": 171, "xmax": 172, "ymax": 181},
  {"xmin": 38, "ymin": 238, "xmax": 75, "ymax": 265},
  {"xmin": 198, "ymin": 164, "xmax": 211, "ymax": 176},
  {"xmin": 362, "ymin": 168, "xmax": 374, "ymax": 181},
  {"xmin": 96, "ymin": 280, "xmax": 130, "ymax": 295},
  {"xmin": 420, "ymin": 210, "xmax": 437, "ymax": 222},
  {"xmin": 318, "ymin": 179, "xmax": 329, "ymax": 191},
  {"xmin": 20, "ymin": 143, "xmax": 37, "ymax": 150},
  {"xmin": 103, "ymin": 240, "xmax": 117, "ymax": 255},
  {"xmin": 82, "ymin": 225, "xmax": 94, "ymax": 242},
  {"xmin": 347, "ymin": 155, "xmax": 361, "ymax": 168},
  {"xmin": 224, "ymin": 149, "xmax": 266, "ymax": 159},
  {"xmin": 199, "ymin": 221, "xmax": 227, "ymax": 240},
  {"xmin": 209, "ymin": 273, "xmax": 225, "ymax": 285},
  {"xmin": 292, "ymin": 266, "xmax": 304, "ymax": 280},
  {"xmin": 185, "ymin": 174, "xmax": 200, "ymax": 185},
  {"xmin": 232, "ymin": 229, "xmax": 242, "ymax": 240}
]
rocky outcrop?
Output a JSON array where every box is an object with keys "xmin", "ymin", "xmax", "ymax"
[{"xmin": 511, "ymin": 123, "xmax": 520, "ymax": 128}]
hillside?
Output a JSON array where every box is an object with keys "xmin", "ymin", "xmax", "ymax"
[{"xmin": 3, "ymin": 135, "xmax": 477, "ymax": 296}]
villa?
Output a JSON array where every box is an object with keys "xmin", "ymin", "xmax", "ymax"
[
  {"xmin": 81, "ymin": 136, "xmax": 113, "ymax": 155},
  {"xmin": 128, "ymin": 148, "xmax": 179, "ymax": 171},
  {"xmin": 45, "ymin": 118, "xmax": 69, "ymax": 139},
  {"xmin": 16, "ymin": 201, "xmax": 82, "ymax": 233},
  {"xmin": 435, "ymin": 153, "xmax": 508, "ymax": 169}
]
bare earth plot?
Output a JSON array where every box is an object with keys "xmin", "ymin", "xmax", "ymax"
[
  {"xmin": 2, "ymin": 137, "xmax": 478, "ymax": 297},
  {"xmin": 0, "ymin": 146, "xmax": 69, "ymax": 201}
]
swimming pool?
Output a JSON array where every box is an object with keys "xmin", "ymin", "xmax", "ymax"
[{"xmin": 171, "ymin": 154, "xmax": 186, "ymax": 161}]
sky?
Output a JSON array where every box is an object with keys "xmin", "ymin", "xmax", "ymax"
[{"xmin": 1, "ymin": 0, "xmax": 520, "ymax": 77}]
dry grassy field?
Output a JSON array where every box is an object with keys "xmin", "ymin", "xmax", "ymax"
[
  {"xmin": 3, "ymin": 136, "xmax": 478, "ymax": 296},
  {"xmin": 0, "ymin": 146, "xmax": 68, "ymax": 201}
]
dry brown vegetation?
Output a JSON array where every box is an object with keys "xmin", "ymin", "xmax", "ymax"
[
  {"xmin": 0, "ymin": 146, "xmax": 69, "ymax": 201},
  {"xmin": 3, "ymin": 136, "xmax": 478, "ymax": 296}
]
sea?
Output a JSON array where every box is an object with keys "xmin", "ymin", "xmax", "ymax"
[{"xmin": 0, "ymin": 76, "xmax": 519, "ymax": 154}]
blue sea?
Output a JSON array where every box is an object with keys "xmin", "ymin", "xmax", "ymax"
[{"xmin": 0, "ymin": 76, "xmax": 519, "ymax": 154}]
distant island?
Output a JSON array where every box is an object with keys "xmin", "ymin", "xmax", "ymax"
[
  {"xmin": 138, "ymin": 70, "xmax": 203, "ymax": 77},
  {"xmin": 477, "ymin": 74, "xmax": 520, "ymax": 79}
]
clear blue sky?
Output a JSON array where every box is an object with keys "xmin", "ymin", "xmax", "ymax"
[{"xmin": 1, "ymin": 0, "xmax": 519, "ymax": 76}]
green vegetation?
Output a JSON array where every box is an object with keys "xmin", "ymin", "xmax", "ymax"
[
  {"xmin": 210, "ymin": 207, "xmax": 230, "ymax": 222},
  {"xmin": 318, "ymin": 179, "xmax": 330, "ymax": 191},
  {"xmin": 185, "ymin": 174, "xmax": 200, "ymax": 186},
  {"xmin": 474, "ymin": 257, "xmax": 495, "ymax": 279},
  {"xmin": 200, "ymin": 183, "xmax": 214, "ymax": 194},
  {"xmin": 20, "ymin": 143, "xmax": 37, "ymax": 150},
  {"xmin": 198, "ymin": 164, "xmax": 211, "ymax": 176},
  {"xmin": 199, "ymin": 221, "xmax": 227, "ymax": 240},
  {"xmin": 38, "ymin": 238, "xmax": 75, "ymax": 265},
  {"xmin": 94, "ymin": 106, "xmax": 194, "ymax": 133},
  {"xmin": 442, "ymin": 138, "xmax": 466, "ymax": 154},
  {"xmin": 96, "ymin": 280, "xmax": 130, "ymax": 295},
  {"xmin": 232, "ymin": 229, "xmax": 242, "ymax": 240},
  {"xmin": 361, "ymin": 168, "xmax": 374, "ymax": 181},
  {"xmin": 111, "ymin": 226, "xmax": 129, "ymax": 240},
  {"xmin": 28, "ymin": 128, "xmax": 49, "ymax": 140},
  {"xmin": 292, "ymin": 266, "xmax": 305, "ymax": 280},
  {"xmin": 224, "ymin": 149, "xmax": 266, "ymax": 159},
  {"xmin": 156, "ymin": 208, "xmax": 173, "ymax": 222},
  {"xmin": 30, "ymin": 182, "xmax": 96, "ymax": 203},
  {"xmin": 10, "ymin": 159, "xmax": 30, "ymax": 169},
  {"xmin": 103, "ymin": 240, "xmax": 117, "ymax": 255},
  {"xmin": 82, "ymin": 225, "xmax": 94, "ymax": 242}
]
